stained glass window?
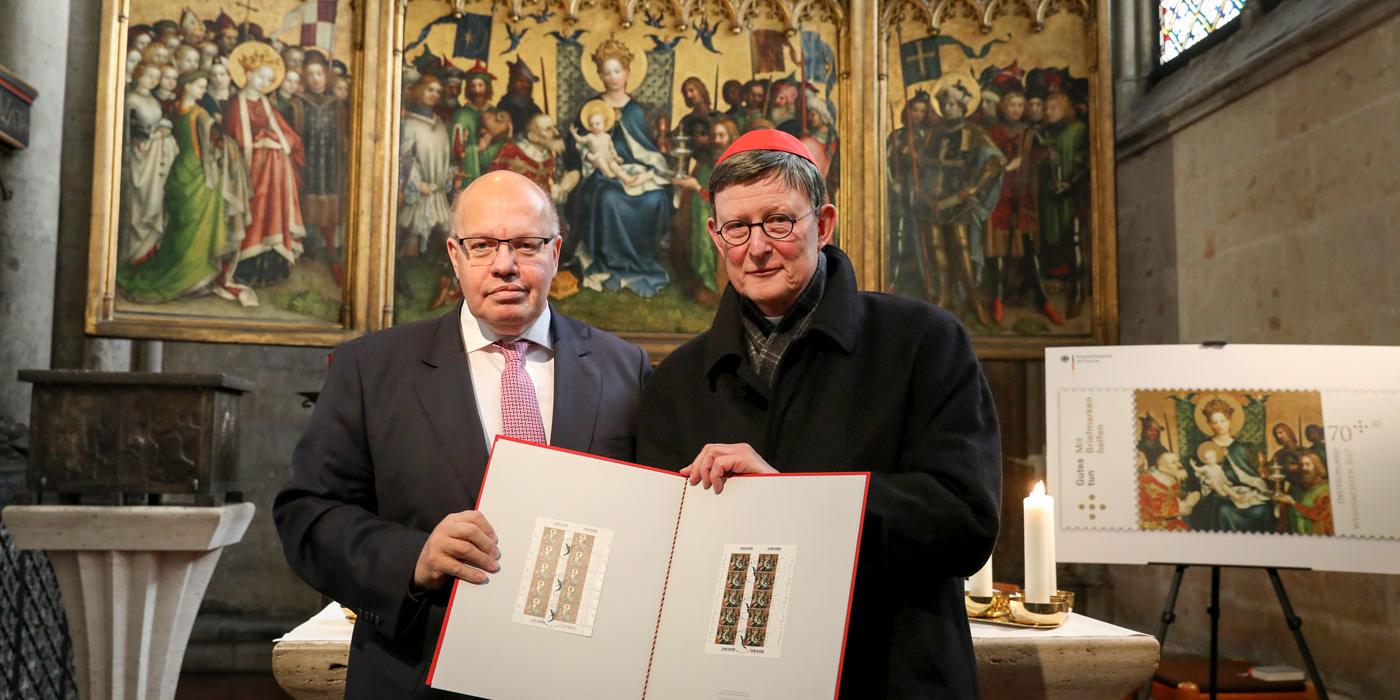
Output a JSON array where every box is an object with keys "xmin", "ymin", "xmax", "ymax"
[{"xmin": 1159, "ymin": 0, "xmax": 1246, "ymax": 64}]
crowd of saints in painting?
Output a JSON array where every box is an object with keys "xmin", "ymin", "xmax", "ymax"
[
  {"xmin": 392, "ymin": 2, "xmax": 841, "ymax": 331},
  {"xmin": 114, "ymin": 1, "xmax": 353, "ymax": 323},
  {"xmin": 885, "ymin": 17, "xmax": 1094, "ymax": 336},
  {"xmin": 1134, "ymin": 390, "xmax": 1334, "ymax": 537}
]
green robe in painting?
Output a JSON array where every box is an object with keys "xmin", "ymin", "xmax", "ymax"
[
  {"xmin": 449, "ymin": 102, "xmax": 503, "ymax": 188},
  {"xmin": 688, "ymin": 159, "xmax": 717, "ymax": 292},
  {"xmin": 1288, "ymin": 482, "xmax": 1332, "ymax": 535},
  {"xmin": 1037, "ymin": 118, "xmax": 1088, "ymax": 246},
  {"xmin": 118, "ymin": 105, "xmax": 229, "ymax": 303}
]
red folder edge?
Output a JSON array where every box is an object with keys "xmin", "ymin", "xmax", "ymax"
[
  {"xmin": 425, "ymin": 435, "xmax": 872, "ymax": 699},
  {"xmin": 833, "ymin": 472, "xmax": 870, "ymax": 700}
]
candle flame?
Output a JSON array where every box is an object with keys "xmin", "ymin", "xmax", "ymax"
[{"xmin": 1032, "ymin": 480, "xmax": 1045, "ymax": 496}]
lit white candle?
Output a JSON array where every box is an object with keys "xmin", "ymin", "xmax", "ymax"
[
  {"xmin": 969, "ymin": 553, "xmax": 994, "ymax": 597},
  {"xmin": 1023, "ymin": 480, "xmax": 1056, "ymax": 604}
]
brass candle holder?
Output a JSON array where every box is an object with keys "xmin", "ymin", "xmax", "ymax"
[
  {"xmin": 1006, "ymin": 590, "xmax": 1074, "ymax": 628},
  {"xmin": 963, "ymin": 589, "xmax": 1010, "ymax": 619}
]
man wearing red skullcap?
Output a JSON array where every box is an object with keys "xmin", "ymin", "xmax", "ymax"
[{"xmin": 638, "ymin": 129, "xmax": 1001, "ymax": 698}]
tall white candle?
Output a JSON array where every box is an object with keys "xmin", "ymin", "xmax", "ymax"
[
  {"xmin": 1047, "ymin": 492, "xmax": 1058, "ymax": 595},
  {"xmin": 969, "ymin": 553, "xmax": 994, "ymax": 597},
  {"xmin": 1023, "ymin": 480, "xmax": 1056, "ymax": 604}
]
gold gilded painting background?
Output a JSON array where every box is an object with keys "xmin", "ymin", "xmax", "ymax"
[
  {"xmin": 388, "ymin": 0, "xmax": 844, "ymax": 345},
  {"xmin": 87, "ymin": 0, "xmax": 374, "ymax": 344},
  {"xmin": 878, "ymin": 0, "xmax": 1112, "ymax": 348},
  {"xmin": 110, "ymin": 0, "xmax": 361, "ymax": 324},
  {"xmin": 84, "ymin": 0, "xmax": 1115, "ymax": 355}
]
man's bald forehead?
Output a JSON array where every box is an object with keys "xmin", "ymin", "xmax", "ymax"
[
  {"xmin": 454, "ymin": 170, "xmax": 558, "ymax": 233},
  {"xmin": 455, "ymin": 171, "xmax": 548, "ymax": 215}
]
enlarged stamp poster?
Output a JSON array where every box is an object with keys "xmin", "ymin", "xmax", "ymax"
[
  {"xmin": 706, "ymin": 544, "xmax": 796, "ymax": 657},
  {"xmin": 1057, "ymin": 387, "xmax": 1399, "ymax": 540},
  {"xmin": 513, "ymin": 517, "xmax": 614, "ymax": 636},
  {"xmin": 1047, "ymin": 345, "xmax": 1400, "ymax": 576}
]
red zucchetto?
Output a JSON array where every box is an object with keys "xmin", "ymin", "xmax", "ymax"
[{"xmin": 715, "ymin": 128, "xmax": 818, "ymax": 167}]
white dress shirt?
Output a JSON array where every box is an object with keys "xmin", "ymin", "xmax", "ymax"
[{"xmin": 459, "ymin": 304, "xmax": 556, "ymax": 447}]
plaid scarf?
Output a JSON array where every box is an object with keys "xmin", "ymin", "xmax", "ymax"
[{"xmin": 740, "ymin": 253, "xmax": 828, "ymax": 387}]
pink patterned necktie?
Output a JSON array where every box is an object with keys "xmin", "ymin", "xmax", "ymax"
[{"xmin": 497, "ymin": 339, "xmax": 546, "ymax": 444}]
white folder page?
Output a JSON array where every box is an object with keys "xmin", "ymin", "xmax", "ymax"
[
  {"xmin": 646, "ymin": 472, "xmax": 869, "ymax": 700},
  {"xmin": 429, "ymin": 438, "xmax": 685, "ymax": 699}
]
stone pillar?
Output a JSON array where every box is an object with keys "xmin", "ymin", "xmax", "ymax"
[
  {"xmin": 130, "ymin": 340, "xmax": 164, "ymax": 373},
  {"xmin": 0, "ymin": 0, "xmax": 73, "ymax": 424},
  {"xmin": 48, "ymin": 0, "xmax": 133, "ymax": 372},
  {"xmin": 2, "ymin": 504, "xmax": 256, "ymax": 700}
]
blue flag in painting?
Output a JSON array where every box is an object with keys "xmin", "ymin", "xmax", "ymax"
[
  {"xmin": 453, "ymin": 13, "xmax": 493, "ymax": 60},
  {"xmin": 801, "ymin": 31, "xmax": 836, "ymax": 91},
  {"xmin": 899, "ymin": 34, "xmax": 1010, "ymax": 85},
  {"xmin": 403, "ymin": 12, "xmax": 494, "ymax": 61}
]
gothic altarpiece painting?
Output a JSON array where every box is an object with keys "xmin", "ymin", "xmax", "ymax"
[{"xmin": 84, "ymin": 0, "xmax": 1115, "ymax": 357}]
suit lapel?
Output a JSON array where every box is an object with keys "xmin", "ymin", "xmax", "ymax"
[
  {"xmin": 550, "ymin": 310, "xmax": 600, "ymax": 452},
  {"xmin": 413, "ymin": 305, "xmax": 490, "ymax": 505}
]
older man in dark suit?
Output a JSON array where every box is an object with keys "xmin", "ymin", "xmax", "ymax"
[{"xmin": 275, "ymin": 171, "xmax": 649, "ymax": 698}]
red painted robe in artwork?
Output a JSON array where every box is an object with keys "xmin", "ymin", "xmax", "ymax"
[
  {"xmin": 986, "ymin": 121, "xmax": 1042, "ymax": 258},
  {"xmin": 488, "ymin": 141, "xmax": 555, "ymax": 192},
  {"xmin": 225, "ymin": 93, "xmax": 306, "ymax": 263},
  {"xmin": 1139, "ymin": 471, "xmax": 1190, "ymax": 531}
]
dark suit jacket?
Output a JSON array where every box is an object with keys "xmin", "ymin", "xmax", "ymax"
[{"xmin": 274, "ymin": 304, "xmax": 650, "ymax": 698}]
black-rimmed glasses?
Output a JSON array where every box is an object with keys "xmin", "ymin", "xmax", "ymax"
[
  {"xmin": 453, "ymin": 236, "xmax": 556, "ymax": 262},
  {"xmin": 716, "ymin": 210, "xmax": 818, "ymax": 245}
]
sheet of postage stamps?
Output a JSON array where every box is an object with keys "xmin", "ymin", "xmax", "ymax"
[
  {"xmin": 705, "ymin": 544, "xmax": 796, "ymax": 658},
  {"xmin": 512, "ymin": 517, "xmax": 614, "ymax": 637}
]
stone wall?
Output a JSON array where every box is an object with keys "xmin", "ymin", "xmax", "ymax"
[
  {"xmin": 1108, "ymin": 12, "xmax": 1399, "ymax": 698},
  {"xmin": 159, "ymin": 342, "xmax": 331, "ymax": 671},
  {"xmin": 0, "ymin": 0, "xmax": 70, "ymax": 427}
]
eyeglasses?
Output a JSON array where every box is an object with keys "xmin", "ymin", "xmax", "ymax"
[
  {"xmin": 454, "ymin": 236, "xmax": 556, "ymax": 262},
  {"xmin": 716, "ymin": 210, "xmax": 817, "ymax": 245}
]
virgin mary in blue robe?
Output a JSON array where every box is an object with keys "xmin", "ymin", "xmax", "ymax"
[{"xmin": 563, "ymin": 46, "xmax": 673, "ymax": 297}]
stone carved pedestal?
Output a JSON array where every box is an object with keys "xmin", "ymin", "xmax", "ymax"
[{"xmin": 1, "ymin": 504, "xmax": 255, "ymax": 700}]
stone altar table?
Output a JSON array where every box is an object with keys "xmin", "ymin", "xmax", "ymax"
[
  {"xmin": 272, "ymin": 602, "xmax": 354, "ymax": 699},
  {"xmin": 2, "ymin": 504, "xmax": 255, "ymax": 700},
  {"xmin": 972, "ymin": 612, "xmax": 1160, "ymax": 699}
]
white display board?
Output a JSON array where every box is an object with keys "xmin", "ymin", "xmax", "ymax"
[{"xmin": 1046, "ymin": 344, "xmax": 1400, "ymax": 574}]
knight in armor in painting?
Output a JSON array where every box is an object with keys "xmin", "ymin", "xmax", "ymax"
[{"xmin": 925, "ymin": 81, "xmax": 1004, "ymax": 327}]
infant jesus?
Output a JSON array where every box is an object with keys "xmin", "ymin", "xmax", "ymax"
[
  {"xmin": 1192, "ymin": 442, "xmax": 1269, "ymax": 510},
  {"xmin": 574, "ymin": 100, "xmax": 643, "ymax": 187}
]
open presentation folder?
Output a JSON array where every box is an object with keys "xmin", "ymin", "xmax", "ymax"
[{"xmin": 427, "ymin": 438, "xmax": 870, "ymax": 699}]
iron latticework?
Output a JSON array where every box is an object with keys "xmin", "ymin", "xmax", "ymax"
[{"xmin": 1, "ymin": 469, "xmax": 77, "ymax": 700}]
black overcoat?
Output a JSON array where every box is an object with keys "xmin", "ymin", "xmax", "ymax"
[{"xmin": 637, "ymin": 246, "xmax": 1002, "ymax": 699}]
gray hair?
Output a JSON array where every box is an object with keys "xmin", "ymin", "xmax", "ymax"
[{"xmin": 708, "ymin": 150, "xmax": 828, "ymax": 211}]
